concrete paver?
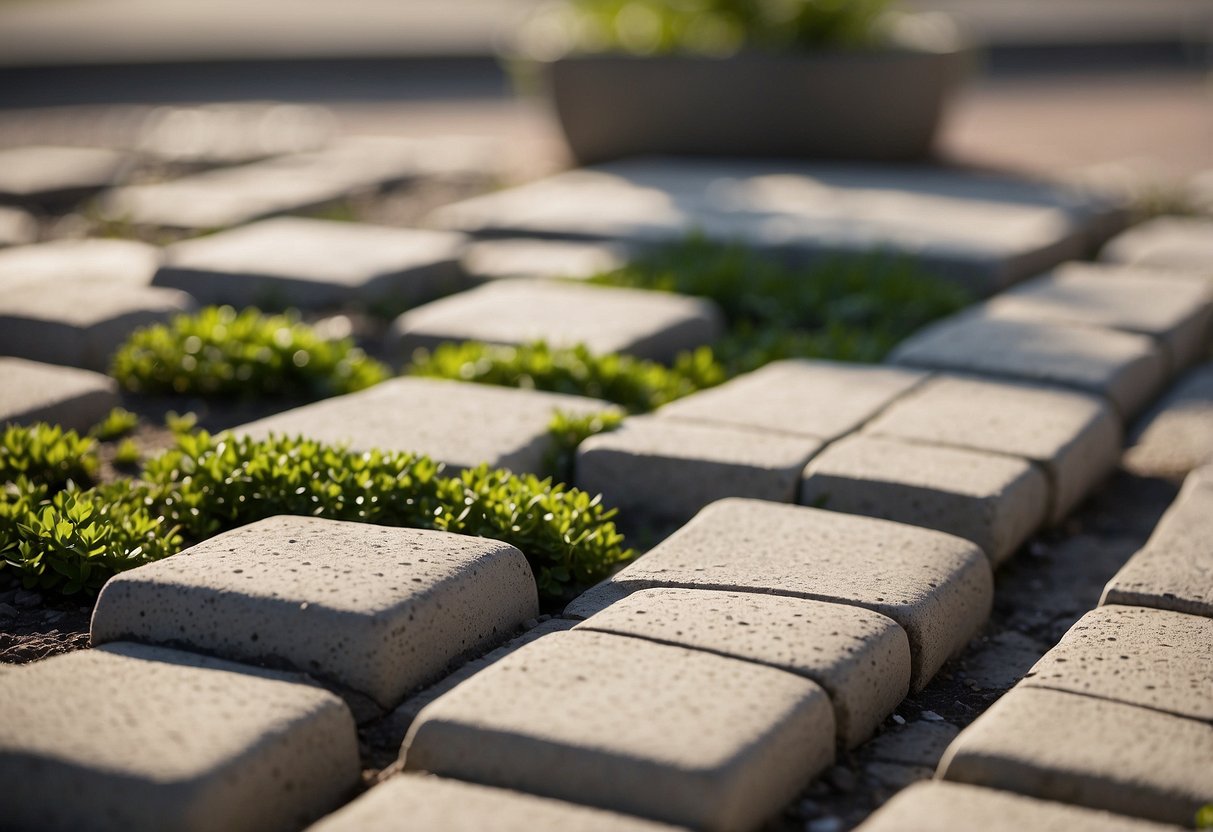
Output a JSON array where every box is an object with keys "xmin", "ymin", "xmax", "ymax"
[
  {"xmin": 0, "ymin": 145, "xmax": 131, "ymax": 206},
  {"xmin": 0, "ymin": 205, "xmax": 36, "ymax": 247},
  {"xmin": 1124, "ymin": 363, "xmax": 1213, "ymax": 479},
  {"xmin": 461, "ymin": 237, "xmax": 630, "ymax": 282},
  {"xmin": 1101, "ymin": 215, "xmax": 1213, "ymax": 279},
  {"xmin": 0, "ymin": 356, "xmax": 118, "ymax": 431},
  {"xmin": 91, "ymin": 516, "xmax": 538, "ymax": 708},
  {"xmin": 0, "ymin": 238, "xmax": 160, "ymax": 291},
  {"xmin": 403, "ymin": 628, "xmax": 836, "ymax": 832}
]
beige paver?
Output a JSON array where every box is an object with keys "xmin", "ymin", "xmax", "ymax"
[
  {"xmin": 564, "ymin": 499, "xmax": 992, "ymax": 690},
  {"xmin": 1124, "ymin": 363, "xmax": 1213, "ymax": 478},
  {"xmin": 235, "ymin": 376, "xmax": 615, "ymax": 475},
  {"xmin": 461, "ymin": 237, "xmax": 630, "ymax": 281},
  {"xmin": 858, "ymin": 781, "xmax": 1182, "ymax": 832},
  {"xmin": 865, "ymin": 374, "xmax": 1121, "ymax": 523},
  {"xmin": 575, "ymin": 417, "xmax": 823, "ymax": 526},
  {"xmin": 574, "ymin": 587, "xmax": 909, "ymax": 747},
  {"xmin": 306, "ymin": 775, "xmax": 684, "ymax": 832},
  {"xmin": 0, "ymin": 356, "xmax": 118, "ymax": 431},
  {"xmin": 91, "ymin": 516, "xmax": 538, "ymax": 708},
  {"xmin": 1101, "ymin": 466, "xmax": 1213, "ymax": 617},
  {"xmin": 799, "ymin": 434, "xmax": 1048, "ymax": 565},
  {"xmin": 387, "ymin": 279, "xmax": 723, "ymax": 365},
  {"xmin": 0, "ymin": 641, "xmax": 359, "ymax": 832},
  {"xmin": 889, "ymin": 311, "xmax": 1168, "ymax": 418},
  {"xmin": 1021, "ymin": 604, "xmax": 1213, "ymax": 723},
  {"xmin": 155, "ymin": 217, "xmax": 467, "ymax": 309},
  {"xmin": 1100, "ymin": 215, "xmax": 1213, "ymax": 279},
  {"xmin": 0, "ymin": 205, "xmax": 36, "ymax": 247},
  {"xmin": 403, "ymin": 629, "xmax": 835, "ymax": 832},
  {"xmin": 983, "ymin": 262, "xmax": 1213, "ymax": 370},
  {"xmin": 656, "ymin": 359, "xmax": 928, "ymax": 442},
  {"xmin": 0, "ymin": 145, "xmax": 131, "ymax": 205},
  {"xmin": 0, "ymin": 238, "xmax": 160, "ymax": 291},
  {"xmin": 938, "ymin": 686, "xmax": 1213, "ymax": 826}
]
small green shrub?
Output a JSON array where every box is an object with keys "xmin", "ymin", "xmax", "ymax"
[
  {"xmin": 545, "ymin": 408, "xmax": 624, "ymax": 482},
  {"xmin": 111, "ymin": 306, "xmax": 390, "ymax": 400},
  {"xmin": 89, "ymin": 407, "xmax": 139, "ymax": 441},
  {"xmin": 0, "ymin": 423, "xmax": 98, "ymax": 490},
  {"xmin": 113, "ymin": 438, "xmax": 141, "ymax": 467},
  {"xmin": 165, "ymin": 410, "xmax": 198, "ymax": 435}
]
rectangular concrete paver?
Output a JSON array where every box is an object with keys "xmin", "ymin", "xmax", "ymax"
[
  {"xmin": 575, "ymin": 417, "xmax": 823, "ymax": 527},
  {"xmin": 234, "ymin": 376, "xmax": 616, "ymax": 475},
  {"xmin": 0, "ymin": 145, "xmax": 131, "ymax": 207},
  {"xmin": 564, "ymin": 499, "xmax": 993, "ymax": 690},
  {"xmin": 0, "ymin": 205, "xmax": 36, "ymax": 247},
  {"xmin": 461, "ymin": 237, "xmax": 631, "ymax": 282},
  {"xmin": 91, "ymin": 516, "xmax": 539, "ymax": 709},
  {"xmin": 0, "ymin": 641, "xmax": 359, "ymax": 832},
  {"xmin": 799, "ymin": 434, "xmax": 1048, "ymax": 565},
  {"xmin": 0, "ymin": 238, "xmax": 160, "ymax": 291},
  {"xmin": 656, "ymin": 359, "xmax": 928, "ymax": 442},
  {"xmin": 865, "ymin": 374, "xmax": 1121, "ymax": 523},
  {"xmin": 937, "ymin": 685, "xmax": 1213, "ymax": 826},
  {"xmin": 402, "ymin": 628, "xmax": 836, "ymax": 832},
  {"xmin": 1124, "ymin": 363, "xmax": 1213, "ymax": 478},
  {"xmin": 155, "ymin": 217, "xmax": 467, "ymax": 309},
  {"xmin": 387, "ymin": 279, "xmax": 723, "ymax": 365},
  {"xmin": 574, "ymin": 587, "xmax": 910, "ymax": 747},
  {"xmin": 1101, "ymin": 466, "xmax": 1213, "ymax": 617},
  {"xmin": 0, "ymin": 356, "xmax": 118, "ymax": 431},
  {"xmin": 1101, "ymin": 215, "xmax": 1213, "ymax": 279}
]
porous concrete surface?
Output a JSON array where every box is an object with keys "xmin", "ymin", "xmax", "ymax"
[
  {"xmin": 0, "ymin": 356, "xmax": 118, "ymax": 431},
  {"xmin": 857, "ymin": 781, "xmax": 1182, "ymax": 832},
  {"xmin": 0, "ymin": 145, "xmax": 131, "ymax": 205},
  {"xmin": 574, "ymin": 587, "xmax": 910, "ymax": 748},
  {"xmin": 155, "ymin": 217, "xmax": 467, "ymax": 308},
  {"xmin": 1101, "ymin": 215, "xmax": 1213, "ymax": 279},
  {"xmin": 799, "ymin": 434, "xmax": 1048, "ymax": 565},
  {"xmin": 387, "ymin": 279, "xmax": 724, "ymax": 365},
  {"xmin": 982, "ymin": 261, "xmax": 1213, "ymax": 370},
  {"xmin": 234, "ymin": 376, "xmax": 615, "ymax": 475},
  {"xmin": 0, "ymin": 641, "xmax": 359, "ymax": 832},
  {"xmin": 0, "ymin": 205, "xmax": 36, "ymax": 247},
  {"xmin": 1021, "ymin": 604, "xmax": 1213, "ymax": 723},
  {"xmin": 461, "ymin": 237, "xmax": 630, "ymax": 282},
  {"xmin": 403, "ymin": 629, "xmax": 835, "ymax": 832},
  {"xmin": 564, "ymin": 499, "xmax": 993, "ymax": 691},
  {"xmin": 575, "ymin": 416, "xmax": 823, "ymax": 526},
  {"xmin": 656, "ymin": 359, "xmax": 928, "ymax": 442},
  {"xmin": 865, "ymin": 373, "xmax": 1121, "ymax": 523},
  {"xmin": 91, "ymin": 516, "xmax": 539, "ymax": 708},
  {"xmin": 1124, "ymin": 363, "xmax": 1213, "ymax": 479},
  {"xmin": 0, "ymin": 238, "xmax": 161, "ymax": 291},
  {"xmin": 0, "ymin": 281, "xmax": 195, "ymax": 371},
  {"xmin": 890, "ymin": 311, "xmax": 1168, "ymax": 418},
  {"xmin": 306, "ymin": 774, "xmax": 685, "ymax": 832},
  {"xmin": 1102, "ymin": 465, "xmax": 1213, "ymax": 617},
  {"xmin": 937, "ymin": 686, "xmax": 1213, "ymax": 826}
]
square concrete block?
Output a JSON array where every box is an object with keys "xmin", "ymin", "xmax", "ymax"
[
  {"xmin": 155, "ymin": 217, "xmax": 468, "ymax": 309},
  {"xmin": 0, "ymin": 357, "xmax": 118, "ymax": 431},
  {"xmin": 1102, "ymin": 466, "xmax": 1213, "ymax": 619},
  {"xmin": 866, "ymin": 374, "xmax": 1121, "ymax": 524},
  {"xmin": 575, "ymin": 417, "xmax": 823, "ymax": 526},
  {"xmin": 938, "ymin": 686, "xmax": 1213, "ymax": 826},
  {"xmin": 1021, "ymin": 604, "xmax": 1213, "ymax": 723},
  {"xmin": 461, "ymin": 238, "xmax": 631, "ymax": 282},
  {"xmin": 1101, "ymin": 216, "xmax": 1213, "ymax": 278},
  {"xmin": 402, "ymin": 629, "xmax": 836, "ymax": 832},
  {"xmin": 1124, "ymin": 363, "xmax": 1213, "ymax": 479},
  {"xmin": 563, "ymin": 499, "xmax": 993, "ymax": 691},
  {"xmin": 91, "ymin": 516, "xmax": 539, "ymax": 709},
  {"xmin": 983, "ymin": 262, "xmax": 1213, "ymax": 370},
  {"xmin": 0, "ymin": 642, "xmax": 359, "ymax": 832},
  {"xmin": 0, "ymin": 238, "xmax": 161, "ymax": 292},
  {"xmin": 800, "ymin": 434, "xmax": 1049, "ymax": 565},
  {"xmin": 574, "ymin": 587, "xmax": 910, "ymax": 747},
  {"xmin": 656, "ymin": 359, "xmax": 928, "ymax": 442},
  {"xmin": 306, "ymin": 775, "xmax": 684, "ymax": 832},
  {"xmin": 890, "ymin": 311, "xmax": 1168, "ymax": 418},
  {"xmin": 0, "ymin": 205, "xmax": 37, "ymax": 247},
  {"xmin": 0, "ymin": 145, "xmax": 131, "ymax": 206},
  {"xmin": 387, "ymin": 279, "xmax": 723, "ymax": 365},
  {"xmin": 235, "ymin": 376, "xmax": 616, "ymax": 475}
]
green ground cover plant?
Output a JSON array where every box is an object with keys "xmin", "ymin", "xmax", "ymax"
[
  {"xmin": 88, "ymin": 407, "xmax": 139, "ymax": 441},
  {"xmin": 0, "ymin": 423, "xmax": 99, "ymax": 490}
]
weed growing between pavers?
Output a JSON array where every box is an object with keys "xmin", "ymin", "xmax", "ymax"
[
  {"xmin": 88, "ymin": 407, "xmax": 139, "ymax": 441},
  {"xmin": 545, "ymin": 408, "xmax": 624, "ymax": 483},
  {"xmin": 0, "ymin": 423, "xmax": 99, "ymax": 490}
]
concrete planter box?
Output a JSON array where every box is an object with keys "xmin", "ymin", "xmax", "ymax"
[{"xmin": 543, "ymin": 48, "xmax": 970, "ymax": 163}]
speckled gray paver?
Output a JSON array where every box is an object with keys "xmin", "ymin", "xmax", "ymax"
[
  {"xmin": 387, "ymin": 279, "xmax": 723, "ymax": 365},
  {"xmin": 0, "ymin": 281, "xmax": 194, "ymax": 370},
  {"xmin": 938, "ymin": 686, "xmax": 1213, "ymax": 826},
  {"xmin": 858, "ymin": 781, "xmax": 1182, "ymax": 832},
  {"xmin": 865, "ymin": 374, "xmax": 1121, "ymax": 523},
  {"xmin": 574, "ymin": 587, "xmax": 909, "ymax": 747},
  {"xmin": 982, "ymin": 262, "xmax": 1213, "ymax": 370},
  {"xmin": 575, "ymin": 417, "xmax": 823, "ymax": 526},
  {"xmin": 799, "ymin": 434, "xmax": 1048, "ymax": 565},
  {"xmin": 0, "ymin": 641, "xmax": 359, "ymax": 832},
  {"xmin": 1021, "ymin": 604, "xmax": 1213, "ymax": 723},
  {"xmin": 564, "ymin": 499, "xmax": 992, "ymax": 690},
  {"xmin": 1102, "ymin": 466, "xmax": 1213, "ymax": 617},
  {"xmin": 154, "ymin": 217, "xmax": 467, "ymax": 308},
  {"xmin": 0, "ymin": 145, "xmax": 131, "ymax": 206},
  {"xmin": 890, "ymin": 311, "xmax": 1168, "ymax": 418},
  {"xmin": 1124, "ymin": 363, "xmax": 1213, "ymax": 478},
  {"xmin": 656, "ymin": 359, "xmax": 928, "ymax": 442},
  {"xmin": 0, "ymin": 205, "xmax": 36, "ymax": 247},
  {"xmin": 1101, "ymin": 215, "xmax": 1213, "ymax": 279},
  {"xmin": 91, "ymin": 516, "xmax": 538, "ymax": 708},
  {"xmin": 306, "ymin": 775, "xmax": 684, "ymax": 832},
  {"xmin": 403, "ymin": 629, "xmax": 835, "ymax": 832},
  {"xmin": 461, "ymin": 238, "xmax": 630, "ymax": 282},
  {"xmin": 234, "ymin": 376, "xmax": 615, "ymax": 475},
  {"xmin": 0, "ymin": 238, "xmax": 160, "ymax": 291},
  {"xmin": 0, "ymin": 357, "xmax": 118, "ymax": 430}
]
